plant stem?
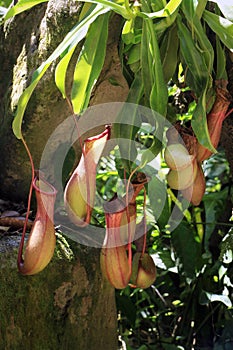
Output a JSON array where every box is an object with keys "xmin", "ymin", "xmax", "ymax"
[
  {"xmin": 17, "ymin": 137, "xmax": 35, "ymax": 267},
  {"xmin": 194, "ymin": 303, "xmax": 220, "ymax": 335}
]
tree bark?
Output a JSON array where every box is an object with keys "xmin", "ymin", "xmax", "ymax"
[
  {"xmin": 0, "ymin": 233, "xmax": 117, "ymax": 350},
  {"xmin": 0, "ymin": 1, "xmax": 129, "ymax": 348}
]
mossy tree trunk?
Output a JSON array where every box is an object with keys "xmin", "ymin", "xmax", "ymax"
[
  {"xmin": 0, "ymin": 234, "xmax": 117, "ymax": 350},
  {"xmin": 0, "ymin": 1, "xmax": 129, "ymax": 349}
]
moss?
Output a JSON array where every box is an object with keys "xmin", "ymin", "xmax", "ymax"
[{"xmin": 0, "ymin": 231, "xmax": 117, "ymax": 350}]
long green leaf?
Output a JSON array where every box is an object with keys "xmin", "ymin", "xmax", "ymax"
[
  {"xmin": 147, "ymin": 20, "xmax": 168, "ymax": 116},
  {"xmin": 160, "ymin": 24, "xmax": 179, "ymax": 83},
  {"xmin": 181, "ymin": 1, "xmax": 214, "ymax": 76},
  {"xmin": 141, "ymin": 20, "xmax": 153, "ymax": 105},
  {"xmin": 139, "ymin": 113, "xmax": 166, "ymax": 168},
  {"xmin": 140, "ymin": 1, "xmax": 168, "ymax": 114},
  {"xmin": 12, "ymin": 4, "xmax": 109, "ymax": 139},
  {"xmin": 203, "ymin": 10, "xmax": 233, "ymax": 51},
  {"xmin": 126, "ymin": 70, "xmax": 144, "ymax": 104},
  {"xmin": 4, "ymin": 0, "xmax": 48, "ymax": 20},
  {"xmin": 78, "ymin": 0, "xmax": 132, "ymax": 19},
  {"xmin": 172, "ymin": 222, "xmax": 201, "ymax": 279},
  {"xmin": 177, "ymin": 18, "xmax": 209, "ymax": 90},
  {"xmin": 177, "ymin": 17, "xmax": 216, "ymax": 152},
  {"xmin": 12, "ymin": 63, "xmax": 49, "ymax": 139},
  {"xmin": 195, "ymin": 0, "xmax": 208, "ymax": 19},
  {"xmin": 71, "ymin": 12, "xmax": 110, "ymax": 114},
  {"xmin": 181, "ymin": 0, "xmax": 207, "ymax": 21},
  {"xmin": 55, "ymin": 45, "xmax": 77, "ymax": 99},
  {"xmin": 148, "ymin": 176, "xmax": 170, "ymax": 229},
  {"xmin": 191, "ymin": 88, "xmax": 216, "ymax": 153},
  {"xmin": 154, "ymin": 8, "xmax": 179, "ymax": 36},
  {"xmin": 216, "ymin": 37, "xmax": 227, "ymax": 80},
  {"xmin": 114, "ymin": 71, "xmax": 144, "ymax": 172},
  {"xmin": 116, "ymin": 74, "xmax": 143, "ymax": 160},
  {"xmin": 140, "ymin": 0, "xmax": 182, "ymax": 19},
  {"xmin": 193, "ymin": 19, "xmax": 214, "ymax": 76},
  {"xmin": 43, "ymin": 4, "xmax": 109, "ymax": 66}
]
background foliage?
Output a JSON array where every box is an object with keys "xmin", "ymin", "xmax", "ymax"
[{"xmin": 0, "ymin": 0, "xmax": 10, "ymax": 7}]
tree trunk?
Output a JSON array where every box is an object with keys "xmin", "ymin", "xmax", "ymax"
[
  {"xmin": 0, "ymin": 1, "xmax": 129, "ymax": 348},
  {"xmin": 0, "ymin": 233, "xmax": 117, "ymax": 350}
]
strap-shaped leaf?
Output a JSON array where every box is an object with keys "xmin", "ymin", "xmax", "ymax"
[
  {"xmin": 191, "ymin": 88, "xmax": 216, "ymax": 153},
  {"xmin": 203, "ymin": 10, "xmax": 233, "ymax": 51},
  {"xmin": 4, "ymin": 0, "xmax": 48, "ymax": 20},
  {"xmin": 114, "ymin": 71, "xmax": 144, "ymax": 172},
  {"xmin": 12, "ymin": 4, "xmax": 109, "ymax": 139},
  {"xmin": 216, "ymin": 37, "xmax": 227, "ymax": 80},
  {"xmin": 181, "ymin": 0, "xmax": 207, "ymax": 21},
  {"xmin": 78, "ymin": 0, "xmax": 132, "ymax": 19},
  {"xmin": 177, "ymin": 18, "xmax": 209, "ymax": 91},
  {"xmin": 177, "ymin": 18, "xmax": 215, "ymax": 153},
  {"xmin": 71, "ymin": 12, "xmax": 110, "ymax": 114},
  {"xmin": 160, "ymin": 24, "xmax": 179, "ymax": 84},
  {"xmin": 141, "ymin": 20, "xmax": 153, "ymax": 105},
  {"xmin": 181, "ymin": 1, "xmax": 214, "ymax": 75},
  {"xmin": 146, "ymin": 20, "xmax": 168, "ymax": 116},
  {"xmin": 122, "ymin": 18, "xmax": 135, "ymax": 45},
  {"xmin": 55, "ymin": 45, "xmax": 77, "ymax": 99},
  {"xmin": 154, "ymin": 7, "xmax": 179, "ymax": 35},
  {"xmin": 12, "ymin": 63, "xmax": 49, "ymax": 139},
  {"xmin": 195, "ymin": 0, "xmax": 208, "ymax": 19},
  {"xmin": 139, "ymin": 0, "xmax": 182, "ymax": 19},
  {"xmin": 172, "ymin": 221, "xmax": 201, "ymax": 278},
  {"xmin": 148, "ymin": 176, "xmax": 170, "ymax": 229}
]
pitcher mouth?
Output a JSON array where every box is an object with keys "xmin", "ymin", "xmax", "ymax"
[{"xmin": 33, "ymin": 173, "xmax": 57, "ymax": 196}]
